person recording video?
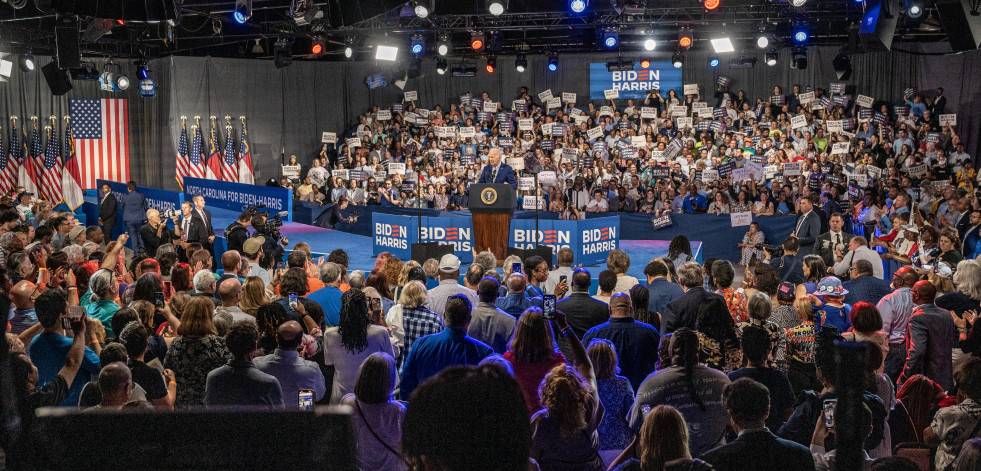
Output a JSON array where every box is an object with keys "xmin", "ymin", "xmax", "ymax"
[
  {"xmin": 316, "ymin": 195, "xmax": 358, "ymax": 230},
  {"xmin": 140, "ymin": 208, "xmax": 181, "ymax": 258},
  {"xmin": 224, "ymin": 211, "xmax": 253, "ymax": 254}
]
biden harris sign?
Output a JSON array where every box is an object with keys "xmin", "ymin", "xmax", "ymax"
[{"xmin": 589, "ymin": 61, "xmax": 683, "ymax": 100}]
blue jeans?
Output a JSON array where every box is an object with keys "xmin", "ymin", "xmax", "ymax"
[{"xmin": 126, "ymin": 221, "xmax": 144, "ymax": 253}]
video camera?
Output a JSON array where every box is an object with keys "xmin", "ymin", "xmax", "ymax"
[
  {"xmin": 243, "ymin": 204, "xmax": 266, "ymax": 215},
  {"xmin": 162, "ymin": 209, "xmax": 181, "ymax": 220},
  {"xmin": 755, "ymin": 243, "xmax": 784, "ymax": 258}
]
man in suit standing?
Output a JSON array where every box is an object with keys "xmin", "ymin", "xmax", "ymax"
[
  {"xmin": 98, "ymin": 183, "xmax": 117, "ymax": 242},
  {"xmin": 962, "ymin": 209, "xmax": 981, "ymax": 260},
  {"xmin": 192, "ymin": 194, "xmax": 216, "ymax": 258},
  {"xmin": 476, "ymin": 148, "xmax": 517, "ymax": 189},
  {"xmin": 119, "ymin": 181, "xmax": 148, "ymax": 254},
  {"xmin": 842, "ymin": 260, "xmax": 892, "ymax": 306},
  {"xmin": 556, "ymin": 268, "xmax": 609, "ymax": 357},
  {"xmin": 662, "ymin": 261, "xmax": 728, "ymax": 334},
  {"xmin": 701, "ymin": 378, "xmax": 815, "ymax": 471},
  {"xmin": 953, "ymin": 196, "xmax": 972, "ymax": 241},
  {"xmin": 932, "ymin": 87, "xmax": 946, "ymax": 115},
  {"xmin": 813, "ymin": 213, "xmax": 852, "ymax": 269},
  {"xmin": 178, "ymin": 201, "xmax": 206, "ymax": 260},
  {"xmin": 792, "ymin": 196, "xmax": 822, "ymax": 256},
  {"xmin": 900, "ymin": 280, "xmax": 957, "ymax": 391}
]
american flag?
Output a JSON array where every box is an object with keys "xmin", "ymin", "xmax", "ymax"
[
  {"xmin": 69, "ymin": 98, "xmax": 129, "ymax": 188},
  {"xmin": 0, "ymin": 123, "xmax": 17, "ymax": 194},
  {"xmin": 189, "ymin": 125, "xmax": 205, "ymax": 179},
  {"xmin": 221, "ymin": 125, "xmax": 237, "ymax": 182},
  {"xmin": 18, "ymin": 123, "xmax": 40, "ymax": 195},
  {"xmin": 237, "ymin": 118, "xmax": 254, "ymax": 185},
  {"xmin": 40, "ymin": 124, "xmax": 64, "ymax": 204},
  {"xmin": 175, "ymin": 120, "xmax": 189, "ymax": 189},
  {"xmin": 62, "ymin": 117, "xmax": 84, "ymax": 209},
  {"xmin": 205, "ymin": 122, "xmax": 221, "ymax": 180}
]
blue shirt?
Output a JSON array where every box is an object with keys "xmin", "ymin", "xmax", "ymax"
[
  {"xmin": 646, "ymin": 278, "xmax": 684, "ymax": 317},
  {"xmin": 582, "ymin": 317, "xmax": 660, "ymax": 392},
  {"xmin": 399, "ymin": 328, "xmax": 492, "ymax": 399},
  {"xmin": 682, "ymin": 193, "xmax": 707, "ymax": 213},
  {"xmin": 817, "ymin": 304, "xmax": 852, "ymax": 334},
  {"xmin": 306, "ymin": 285, "xmax": 343, "ymax": 326},
  {"xmin": 29, "ymin": 332, "xmax": 101, "ymax": 406},
  {"xmin": 496, "ymin": 293, "xmax": 542, "ymax": 317},
  {"xmin": 9, "ymin": 308, "xmax": 37, "ymax": 335}
]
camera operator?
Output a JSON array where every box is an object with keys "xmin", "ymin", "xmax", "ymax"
[
  {"xmin": 766, "ymin": 236, "xmax": 805, "ymax": 285},
  {"xmin": 251, "ymin": 211, "xmax": 287, "ymax": 264},
  {"xmin": 224, "ymin": 211, "xmax": 253, "ymax": 254},
  {"xmin": 316, "ymin": 195, "xmax": 358, "ymax": 230},
  {"xmin": 140, "ymin": 209, "xmax": 181, "ymax": 258}
]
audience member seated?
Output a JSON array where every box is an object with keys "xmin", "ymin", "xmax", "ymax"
[
  {"xmin": 340, "ymin": 352, "xmax": 409, "ymax": 471},
  {"xmin": 583, "ymin": 293, "xmax": 660, "ymax": 392},
  {"xmin": 204, "ymin": 321, "xmax": 284, "ymax": 408}
]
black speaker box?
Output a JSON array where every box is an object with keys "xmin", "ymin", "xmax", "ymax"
[
  {"xmin": 858, "ymin": 0, "xmax": 898, "ymax": 51},
  {"xmin": 936, "ymin": 0, "xmax": 981, "ymax": 51},
  {"xmin": 41, "ymin": 62, "xmax": 73, "ymax": 96},
  {"xmin": 56, "ymin": 25, "xmax": 81, "ymax": 69}
]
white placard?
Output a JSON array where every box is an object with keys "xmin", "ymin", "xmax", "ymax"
[
  {"xmin": 599, "ymin": 106, "xmax": 614, "ymax": 117},
  {"xmin": 346, "ymin": 137, "xmax": 361, "ymax": 148},
  {"xmin": 783, "ymin": 161, "xmax": 802, "ymax": 176},
  {"xmin": 631, "ymin": 136, "xmax": 646, "ymax": 147},
  {"xmin": 322, "ymin": 132, "xmax": 337, "ymax": 144},
  {"xmin": 764, "ymin": 165, "xmax": 779, "ymax": 180},
  {"xmin": 376, "ymin": 110, "xmax": 392, "ymax": 121},
  {"xmin": 683, "ymin": 84, "xmax": 699, "ymax": 95},
  {"xmin": 640, "ymin": 107, "xmax": 657, "ymax": 119},
  {"xmin": 507, "ymin": 157, "xmax": 525, "ymax": 171},
  {"xmin": 538, "ymin": 171, "xmax": 557, "ymax": 186},
  {"xmin": 730, "ymin": 211, "xmax": 753, "ymax": 227},
  {"xmin": 692, "ymin": 102, "xmax": 708, "ymax": 111},
  {"xmin": 587, "ymin": 126, "xmax": 604, "ymax": 140},
  {"xmin": 791, "ymin": 114, "xmax": 808, "ymax": 129},
  {"xmin": 831, "ymin": 142, "xmax": 850, "ymax": 155},
  {"xmin": 538, "ymin": 89, "xmax": 553, "ymax": 101},
  {"xmin": 939, "ymin": 114, "xmax": 957, "ymax": 126},
  {"xmin": 700, "ymin": 169, "xmax": 719, "ymax": 182},
  {"xmin": 562, "ymin": 147, "xmax": 578, "ymax": 160},
  {"xmin": 331, "ymin": 169, "xmax": 349, "ymax": 180},
  {"xmin": 866, "ymin": 166, "xmax": 882, "ymax": 179},
  {"xmin": 604, "ymin": 89, "xmax": 619, "ymax": 100},
  {"xmin": 932, "ymin": 180, "xmax": 951, "ymax": 192},
  {"xmin": 744, "ymin": 161, "xmax": 764, "ymax": 180},
  {"xmin": 733, "ymin": 167, "xmax": 753, "ymax": 182},
  {"xmin": 404, "ymin": 91, "xmax": 418, "ymax": 101},
  {"xmin": 697, "ymin": 108, "xmax": 713, "ymax": 118},
  {"xmin": 908, "ymin": 163, "xmax": 927, "ymax": 177},
  {"xmin": 856, "ymin": 95, "xmax": 874, "ymax": 108},
  {"xmin": 417, "ymin": 109, "xmax": 430, "ymax": 117},
  {"xmin": 388, "ymin": 162, "xmax": 406, "ymax": 175},
  {"xmin": 283, "ymin": 165, "xmax": 301, "ymax": 178},
  {"xmin": 523, "ymin": 196, "xmax": 544, "ymax": 210},
  {"xmin": 799, "ymin": 91, "xmax": 815, "ymax": 105},
  {"xmin": 676, "ymin": 117, "xmax": 693, "ymax": 129},
  {"xmin": 546, "ymin": 97, "xmax": 562, "ymax": 109},
  {"xmin": 541, "ymin": 123, "xmax": 554, "ymax": 135},
  {"xmin": 853, "ymin": 174, "xmax": 868, "ymax": 187},
  {"xmin": 573, "ymin": 115, "xmax": 589, "ymax": 125},
  {"xmin": 459, "ymin": 127, "xmax": 476, "ymax": 138},
  {"xmin": 519, "ymin": 118, "xmax": 534, "ymax": 131},
  {"xmin": 827, "ymin": 120, "xmax": 844, "ymax": 133},
  {"xmin": 437, "ymin": 126, "xmax": 455, "ymax": 138},
  {"xmin": 671, "ymin": 105, "xmax": 688, "ymax": 117},
  {"xmin": 518, "ymin": 177, "xmax": 535, "ymax": 190},
  {"xmin": 483, "ymin": 101, "xmax": 498, "ymax": 113},
  {"xmin": 562, "ymin": 92, "xmax": 577, "ymax": 103}
]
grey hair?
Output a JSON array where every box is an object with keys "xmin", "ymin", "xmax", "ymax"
[
  {"xmin": 747, "ymin": 292, "xmax": 772, "ymax": 321},
  {"xmin": 0, "ymin": 232, "xmax": 19, "ymax": 250},
  {"xmin": 954, "ymin": 260, "xmax": 981, "ymax": 301},
  {"xmin": 156, "ymin": 244, "xmax": 176, "ymax": 256},
  {"xmin": 320, "ymin": 262, "xmax": 343, "ymax": 284},
  {"xmin": 193, "ymin": 270, "xmax": 216, "ymax": 292},
  {"xmin": 474, "ymin": 250, "xmax": 498, "ymax": 272},
  {"xmin": 479, "ymin": 353, "xmax": 515, "ymax": 376},
  {"xmin": 348, "ymin": 270, "xmax": 365, "ymax": 290},
  {"xmin": 61, "ymin": 245, "xmax": 84, "ymax": 265},
  {"xmin": 502, "ymin": 255, "xmax": 522, "ymax": 276},
  {"xmin": 81, "ymin": 241, "xmax": 100, "ymax": 257},
  {"xmin": 677, "ymin": 261, "xmax": 703, "ymax": 288},
  {"xmin": 88, "ymin": 269, "xmax": 116, "ymax": 303}
]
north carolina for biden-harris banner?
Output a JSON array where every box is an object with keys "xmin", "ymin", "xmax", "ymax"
[
  {"xmin": 589, "ymin": 61, "xmax": 683, "ymax": 100},
  {"xmin": 372, "ymin": 213, "xmax": 474, "ymax": 262},
  {"xmin": 183, "ymin": 177, "xmax": 292, "ymax": 221},
  {"xmin": 509, "ymin": 216, "xmax": 620, "ymax": 266}
]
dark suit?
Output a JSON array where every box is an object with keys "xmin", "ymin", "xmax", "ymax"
[
  {"xmin": 99, "ymin": 191, "xmax": 117, "ymax": 241},
  {"xmin": 195, "ymin": 208, "xmax": 216, "ymax": 256},
  {"xmin": 932, "ymin": 95, "xmax": 946, "ymax": 115},
  {"xmin": 843, "ymin": 275, "xmax": 893, "ymax": 306},
  {"xmin": 556, "ymin": 292, "xmax": 609, "ymax": 358},
  {"xmin": 813, "ymin": 230, "xmax": 852, "ymax": 268},
  {"xmin": 900, "ymin": 303, "xmax": 957, "ymax": 391},
  {"xmin": 181, "ymin": 213, "xmax": 210, "ymax": 247},
  {"xmin": 476, "ymin": 163, "xmax": 517, "ymax": 189},
  {"xmin": 662, "ymin": 287, "xmax": 727, "ymax": 334},
  {"xmin": 793, "ymin": 211, "xmax": 822, "ymax": 256},
  {"xmin": 701, "ymin": 429, "xmax": 815, "ymax": 471},
  {"xmin": 954, "ymin": 211, "xmax": 971, "ymax": 241}
]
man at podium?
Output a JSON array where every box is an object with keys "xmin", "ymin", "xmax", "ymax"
[{"xmin": 477, "ymin": 149, "xmax": 517, "ymax": 189}]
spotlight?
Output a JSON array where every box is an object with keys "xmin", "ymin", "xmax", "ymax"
[
  {"xmin": 756, "ymin": 27, "xmax": 769, "ymax": 48},
  {"xmin": 765, "ymin": 49, "xmax": 777, "ymax": 66},
  {"xmin": 412, "ymin": 0, "xmax": 433, "ymax": 18},
  {"xmin": 793, "ymin": 23, "xmax": 809, "ymax": 43},
  {"xmin": 600, "ymin": 28, "xmax": 619, "ymax": 49},
  {"xmin": 515, "ymin": 54, "xmax": 527, "ymax": 72},
  {"xmin": 833, "ymin": 53, "xmax": 852, "ymax": 80},
  {"xmin": 410, "ymin": 34, "xmax": 426, "ymax": 55},
  {"xmin": 139, "ymin": 78, "xmax": 156, "ymax": 98},
  {"xmin": 19, "ymin": 54, "xmax": 34, "ymax": 72},
  {"xmin": 134, "ymin": 58, "xmax": 149, "ymax": 80},
  {"xmin": 375, "ymin": 44, "xmax": 399, "ymax": 61},
  {"xmin": 436, "ymin": 58, "xmax": 448, "ymax": 75},
  {"xmin": 437, "ymin": 33, "xmax": 450, "ymax": 56},
  {"xmin": 99, "ymin": 61, "xmax": 129, "ymax": 92},
  {"xmin": 790, "ymin": 0, "xmax": 806, "ymax": 6},
  {"xmin": 485, "ymin": 55, "xmax": 497, "ymax": 73},
  {"xmin": 0, "ymin": 59, "xmax": 11, "ymax": 79},
  {"xmin": 678, "ymin": 26, "xmax": 693, "ymax": 49},
  {"xmin": 547, "ymin": 52, "xmax": 558, "ymax": 72},
  {"xmin": 702, "ymin": 0, "xmax": 720, "ymax": 10},
  {"xmin": 344, "ymin": 36, "xmax": 356, "ymax": 59},
  {"xmin": 470, "ymin": 32, "xmax": 485, "ymax": 51},
  {"xmin": 640, "ymin": 59, "xmax": 650, "ymax": 68},
  {"xmin": 671, "ymin": 50, "xmax": 684, "ymax": 68},
  {"xmin": 233, "ymin": 0, "xmax": 251, "ymax": 23},
  {"xmin": 310, "ymin": 36, "xmax": 325, "ymax": 55},
  {"xmin": 274, "ymin": 38, "xmax": 294, "ymax": 68},
  {"xmin": 570, "ymin": 0, "xmax": 587, "ymax": 13},
  {"xmin": 345, "ymin": 47, "xmax": 353, "ymax": 58},
  {"xmin": 791, "ymin": 45, "xmax": 807, "ymax": 69},
  {"xmin": 115, "ymin": 74, "xmax": 130, "ymax": 90},
  {"xmin": 709, "ymin": 57, "xmax": 719, "ymax": 67},
  {"xmin": 905, "ymin": 0, "xmax": 923, "ymax": 18},
  {"xmin": 711, "ymin": 37, "xmax": 734, "ymax": 53},
  {"xmin": 487, "ymin": 0, "xmax": 507, "ymax": 15},
  {"xmin": 643, "ymin": 38, "xmax": 656, "ymax": 51}
]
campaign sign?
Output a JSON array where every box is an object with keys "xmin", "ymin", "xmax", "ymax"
[
  {"xmin": 372, "ymin": 213, "xmax": 417, "ymax": 260},
  {"xmin": 321, "ymin": 132, "xmax": 337, "ymax": 144},
  {"xmin": 651, "ymin": 214, "xmax": 673, "ymax": 230},
  {"xmin": 730, "ymin": 211, "xmax": 752, "ymax": 227},
  {"xmin": 183, "ymin": 177, "xmax": 292, "ymax": 219},
  {"xmin": 791, "ymin": 114, "xmax": 808, "ymax": 129},
  {"xmin": 579, "ymin": 217, "xmax": 620, "ymax": 266},
  {"xmin": 99, "ymin": 179, "xmax": 183, "ymax": 216},
  {"xmin": 783, "ymin": 162, "xmax": 802, "ymax": 176},
  {"xmin": 419, "ymin": 217, "xmax": 474, "ymax": 262},
  {"xmin": 939, "ymin": 114, "xmax": 957, "ymax": 126},
  {"xmin": 509, "ymin": 219, "xmax": 576, "ymax": 264},
  {"xmin": 589, "ymin": 61, "xmax": 683, "ymax": 100},
  {"xmin": 404, "ymin": 91, "xmax": 418, "ymax": 101}
]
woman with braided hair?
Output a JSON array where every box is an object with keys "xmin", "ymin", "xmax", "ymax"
[{"xmin": 323, "ymin": 288, "xmax": 396, "ymax": 405}]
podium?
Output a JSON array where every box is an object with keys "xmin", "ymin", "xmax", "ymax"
[{"xmin": 469, "ymin": 184, "xmax": 516, "ymax": 264}]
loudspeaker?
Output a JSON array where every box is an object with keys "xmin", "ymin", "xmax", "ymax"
[
  {"xmin": 936, "ymin": 0, "xmax": 981, "ymax": 51},
  {"xmin": 859, "ymin": 0, "xmax": 898, "ymax": 51},
  {"xmin": 41, "ymin": 62, "xmax": 73, "ymax": 96},
  {"xmin": 56, "ymin": 25, "xmax": 81, "ymax": 69}
]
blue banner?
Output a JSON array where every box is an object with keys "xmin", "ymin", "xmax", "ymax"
[
  {"xmin": 589, "ymin": 61, "xmax": 683, "ymax": 100},
  {"xmin": 372, "ymin": 213, "xmax": 417, "ymax": 260},
  {"xmin": 183, "ymin": 177, "xmax": 293, "ymax": 220},
  {"xmin": 508, "ymin": 219, "xmax": 579, "ymax": 266},
  {"xmin": 97, "ymin": 179, "xmax": 183, "ymax": 214},
  {"xmin": 420, "ymin": 217, "xmax": 474, "ymax": 263},
  {"xmin": 578, "ymin": 216, "xmax": 620, "ymax": 266}
]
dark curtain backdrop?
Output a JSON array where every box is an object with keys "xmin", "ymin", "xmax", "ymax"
[{"xmin": 2, "ymin": 44, "xmax": 980, "ymax": 192}]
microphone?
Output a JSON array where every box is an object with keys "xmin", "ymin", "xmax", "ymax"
[{"xmin": 275, "ymin": 211, "xmax": 289, "ymax": 218}]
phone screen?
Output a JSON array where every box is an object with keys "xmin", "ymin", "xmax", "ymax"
[
  {"xmin": 823, "ymin": 399, "xmax": 837, "ymax": 428},
  {"xmin": 559, "ymin": 275, "xmax": 567, "ymax": 283},
  {"xmin": 288, "ymin": 293, "xmax": 298, "ymax": 309},
  {"xmin": 277, "ymin": 262, "xmax": 287, "ymax": 271},
  {"xmin": 299, "ymin": 389, "xmax": 314, "ymax": 410},
  {"xmin": 155, "ymin": 291, "xmax": 165, "ymax": 308},
  {"xmin": 512, "ymin": 262, "xmax": 522, "ymax": 275},
  {"xmin": 542, "ymin": 294, "xmax": 556, "ymax": 319},
  {"xmin": 162, "ymin": 281, "xmax": 173, "ymax": 301}
]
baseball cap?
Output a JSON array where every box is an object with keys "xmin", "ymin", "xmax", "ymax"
[
  {"xmin": 777, "ymin": 282, "xmax": 796, "ymax": 302},
  {"xmin": 438, "ymin": 254, "xmax": 461, "ymax": 273},
  {"xmin": 242, "ymin": 236, "xmax": 265, "ymax": 256}
]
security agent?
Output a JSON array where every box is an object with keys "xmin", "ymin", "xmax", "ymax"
[
  {"xmin": 316, "ymin": 195, "xmax": 358, "ymax": 230},
  {"xmin": 224, "ymin": 211, "xmax": 253, "ymax": 254}
]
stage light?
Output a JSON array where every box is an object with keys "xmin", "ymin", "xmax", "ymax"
[
  {"xmin": 515, "ymin": 54, "xmax": 527, "ymax": 72},
  {"xmin": 702, "ymin": 0, "xmax": 720, "ymax": 10},
  {"xmin": 671, "ymin": 50, "xmax": 684, "ymax": 68},
  {"xmin": 640, "ymin": 59, "xmax": 650, "ymax": 68},
  {"xmin": 793, "ymin": 22, "xmax": 809, "ymax": 43},
  {"xmin": 709, "ymin": 57, "xmax": 719, "ymax": 67},
  {"xmin": 601, "ymin": 28, "xmax": 619, "ymax": 49},
  {"xmin": 310, "ymin": 36, "xmax": 325, "ymax": 55},
  {"xmin": 791, "ymin": 45, "xmax": 807, "ymax": 69},
  {"xmin": 344, "ymin": 36, "xmax": 356, "ymax": 59},
  {"xmin": 570, "ymin": 0, "xmax": 587, "ymax": 13},
  {"xmin": 790, "ymin": 0, "xmax": 806, "ymax": 6},
  {"xmin": 134, "ymin": 58, "xmax": 149, "ymax": 80},
  {"xmin": 756, "ymin": 27, "xmax": 770, "ymax": 48},
  {"xmin": 274, "ymin": 38, "xmax": 293, "ymax": 68},
  {"xmin": 19, "ymin": 54, "xmax": 34, "ymax": 72},
  {"xmin": 643, "ymin": 38, "xmax": 656, "ymax": 51},
  {"xmin": 833, "ymin": 53, "xmax": 852, "ymax": 79},
  {"xmin": 470, "ymin": 32, "xmax": 485, "ymax": 51},
  {"xmin": 436, "ymin": 58, "xmax": 448, "ymax": 75},
  {"xmin": 487, "ymin": 0, "xmax": 507, "ymax": 15},
  {"xmin": 115, "ymin": 74, "xmax": 130, "ymax": 90},
  {"xmin": 437, "ymin": 33, "xmax": 450, "ymax": 56},
  {"xmin": 412, "ymin": 0, "xmax": 433, "ymax": 18},
  {"xmin": 410, "ymin": 34, "xmax": 426, "ymax": 55},
  {"xmin": 547, "ymin": 52, "xmax": 558, "ymax": 72},
  {"xmin": 375, "ymin": 44, "xmax": 399, "ymax": 61},
  {"xmin": 765, "ymin": 49, "xmax": 777, "ymax": 66},
  {"xmin": 486, "ymin": 55, "xmax": 497, "ymax": 73},
  {"xmin": 233, "ymin": 0, "xmax": 251, "ymax": 23},
  {"xmin": 139, "ymin": 78, "xmax": 155, "ymax": 98},
  {"xmin": 711, "ymin": 37, "xmax": 734, "ymax": 53},
  {"xmin": 0, "ymin": 60, "xmax": 12, "ymax": 79},
  {"xmin": 678, "ymin": 26, "xmax": 693, "ymax": 49},
  {"xmin": 905, "ymin": 0, "xmax": 923, "ymax": 18}
]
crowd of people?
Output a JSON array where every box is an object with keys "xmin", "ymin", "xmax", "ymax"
[{"xmin": 2, "ymin": 78, "xmax": 981, "ymax": 471}]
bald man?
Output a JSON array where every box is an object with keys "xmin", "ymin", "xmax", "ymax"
[
  {"xmin": 878, "ymin": 266, "xmax": 920, "ymax": 383},
  {"xmin": 899, "ymin": 280, "xmax": 957, "ymax": 391},
  {"xmin": 477, "ymin": 148, "xmax": 517, "ymax": 189},
  {"xmin": 9, "ymin": 280, "xmax": 38, "ymax": 335},
  {"xmin": 214, "ymin": 278, "xmax": 253, "ymax": 324},
  {"xmin": 254, "ymin": 320, "xmax": 326, "ymax": 407},
  {"xmin": 140, "ymin": 208, "xmax": 179, "ymax": 257},
  {"xmin": 95, "ymin": 362, "xmax": 134, "ymax": 410}
]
